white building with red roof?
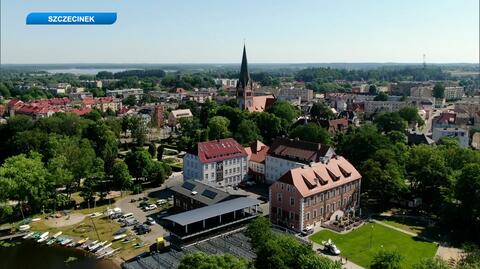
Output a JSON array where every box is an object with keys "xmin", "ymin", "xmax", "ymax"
[
  {"xmin": 183, "ymin": 138, "xmax": 249, "ymax": 187},
  {"xmin": 245, "ymin": 140, "xmax": 269, "ymax": 181}
]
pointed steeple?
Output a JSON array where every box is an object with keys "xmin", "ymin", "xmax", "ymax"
[{"xmin": 238, "ymin": 45, "xmax": 251, "ymax": 89}]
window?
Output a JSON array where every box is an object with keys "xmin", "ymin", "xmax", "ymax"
[
  {"xmin": 281, "ymin": 183, "xmax": 284, "ymax": 190},
  {"xmin": 320, "ymin": 193, "xmax": 323, "ymax": 202},
  {"xmin": 290, "ymin": 197, "xmax": 295, "ymax": 206},
  {"xmin": 314, "ymin": 195, "xmax": 317, "ymax": 204},
  {"xmin": 277, "ymin": 207, "xmax": 282, "ymax": 217},
  {"xmin": 205, "ymin": 174, "xmax": 208, "ymax": 179},
  {"xmin": 211, "ymin": 172, "xmax": 214, "ymax": 178},
  {"xmin": 306, "ymin": 212, "xmax": 310, "ymax": 221},
  {"xmin": 313, "ymin": 210, "xmax": 317, "ymax": 218},
  {"xmin": 326, "ymin": 204, "xmax": 330, "ymax": 212},
  {"xmin": 332, "ymin": 203, "xmax": 335, "ymax": 211},
  {"xmin": 277, "ymin": 193, "xmax": 282, "ymax": 202},
  {"xmin": 320, "ymin": 207, "xmax": 324, "ymax": 215},
  {"xmin": 289, "ymin": 211, "xmax": 294, "ymax": 220}
]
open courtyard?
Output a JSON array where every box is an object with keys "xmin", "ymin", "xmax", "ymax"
[{"xmin": 310, "ymin": 223, "xmax": 438, "ymax": 268}]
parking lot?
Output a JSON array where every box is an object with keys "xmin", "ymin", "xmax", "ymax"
[{"xmin": 115, "ymin": 172, "xmax": 270, "ymax": 245}]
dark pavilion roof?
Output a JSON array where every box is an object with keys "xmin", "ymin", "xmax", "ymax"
[{"xmin": 237, "ymin": 45, "xmax": 252, "ymax": 90}]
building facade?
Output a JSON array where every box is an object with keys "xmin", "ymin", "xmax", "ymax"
[
  {"xmin": 432, "ymin": 127, "xmax": 469, "ymax": 148},
  {"xmin": 183, "ymin": 138, "xmax": 249, "ymax": 186},
  {"xmin": 269, "ymin": 156, "xmax": 361, "ymax": 231},
  {"xmin": 168, "ymin": 109, "xmax": 193, "ymax": 126},
  {"xmin": 277, "ymin": 88, "xmax": 314, "ymax": 102},
  {"xmin": 265, "ymin": 138, "xmax": 335, "ymax": 184},
  {"xmin": 444, "ymin": 86, "xmax": 464, "ymax": 101},
  {"xmin": 106, "ymin": 88, "xmax": 144, "ymax": 100},
  {"xmin": 245, "ymin": 140, "xmax": 269, "ymax": 181}
]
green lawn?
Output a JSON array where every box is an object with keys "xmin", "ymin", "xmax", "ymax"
[{"xmin": 309, "ymin": 223, "xmax": 438, "ymax": 268}]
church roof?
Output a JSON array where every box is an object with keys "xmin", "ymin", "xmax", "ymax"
[{"xmin": 237, "ymin": 45, "xmax": 251, "ymax": 90}]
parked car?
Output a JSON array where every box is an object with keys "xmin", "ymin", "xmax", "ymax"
[
  {"xmin": 145, "ymin": 204, "xmax": 157, "ymax": 211},
  {"xmin": 156, "ymin": 199, "xmax": 167, "ymax": 205},
  {"xmin": 323, "ymin": 239, "xmax": 341, "ymax": 255},
  {"xmin": 145, "ymin": 217, "xmax": 156, "ymax": 225},
  {"xmin": 139, "ymin": 201, "xmax": 149, "ymax": 208}
]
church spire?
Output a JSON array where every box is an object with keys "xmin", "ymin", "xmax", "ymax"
[{"xmin": 238, "ymin": 45, "xmax": 251, "ymax": 89}]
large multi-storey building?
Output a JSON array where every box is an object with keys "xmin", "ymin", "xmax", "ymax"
[
  {"xmin": 269, "ymin": 156, "xmax": 361, "ymax": 231},
  {"xmin": 106, "ymin": 88, "xmax": 144, "ymax": 100},
  {"xmin": 432, "ymin": 127, "xmax": 469, "ymax": 148},
  {"xmin": 277, "ymin": 88, "xmax": 314, "ymax": 102},
  {"xmin": 410, "ymin": 86, "xmax": 433, "ymax": 98},
  {"xmin": 214, "ymin": 78, "xmax": 239, "ymax": 88},
  {"xmin": 183, "ymin": 138, "xmax": 249, "ymax": 186},
  {"xmin": 444, "ymin": 86, "xmax": 464, "ymax": 101},
  {"xmin": 265, "ymin": 138, "xmax": 335, "ymax": 184}
]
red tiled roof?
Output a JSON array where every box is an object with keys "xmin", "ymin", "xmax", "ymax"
[
  {"xmin": 194, "ymin": 138, "xmax": 248, "ymax": 163},
  {"xmin": 277, "ymin": 156, "xmax": 361, "ymax": 197},
  {"xmin": 247, "ymin": 95, "xmax": 275, "ymax": 112},
  {"xmin": 245, "ymin": 140, "xmax": 269, "ymax": 164},
  {"xmin": 328, "ymin": 118, "xmax": 349, "ymax": 133},
  {"xmin": 68, "ymin": 107, "xmax": 92, "ymax": 116},
  {"xmin": 268, "ymin": 137, "xmax": 333, "ymax": 163},
  {"xmin": 436, "ymin": 112, "xmax": 456, "ymax": 124},
  {"xmin": 48, "ymin": 97, "xmax": 70, "ymax": 105}
]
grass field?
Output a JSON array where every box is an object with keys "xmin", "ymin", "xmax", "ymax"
[{"xmin": 310, "ymin": 223, "xmax": 438, "ymax": 268}]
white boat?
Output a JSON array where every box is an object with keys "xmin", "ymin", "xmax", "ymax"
[
  {"xmin": 76, "ymin": 237, "xmax": 89, "ymax": 245},
  {"xmin": 52, "ymin": 231, "xmax": 62, "ymax": 238},
  {"xmin": 113, "ymin": 234, "xmax": 127, "ymax": 241},
  {"xmin": 37, "ymin": 236, "xmax": 49, "ymax": 243},
  {"xmin": 95, "ymin": 242, "xmax": 112, "ymax": 254},
  {"xmin": 97, "ymin": 248, "xmax": 120, "ymax": 259},
  {"xmin": 19, "ymin": 225, "xmax": 30, "ymax": 231},
  {"xmin": 89, "ymin": 241, "xmax": 106, "ymax": 251},
  {"xmin": 37, "ymin": 232, "xmax": 49, "ymax": 239},
  {"xmin": 60, "ymin": 238, "xmax": 72, "ymax": 246},
  {"xmin": 90, "ymin": 241, "xmax": 107, "ymax": 251},
  {"xmin": 22, "ymin": 232, "xmax": 35, "ymax": 239},
  {"xmin": 31, "ymin": 218, "xmax": 41, "ymax": 222},
  {"xmin": 84, "ymin": 240, "xmax": 98, "ymax": 249}
]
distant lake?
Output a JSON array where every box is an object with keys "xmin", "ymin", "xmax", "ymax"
[
  {"xmin": 47, "ymin": 68, "xmax": 137, "ymax": 75},
  {"xmin": 0, "ymin": 240, "xmax": 118, "ymax": 269}
]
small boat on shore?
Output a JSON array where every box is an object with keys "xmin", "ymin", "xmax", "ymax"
[
  {"xmin": 60, "ymin": 238, "xmax": 72, "ymax": 246},
  {"xmin": 46, "ymin": 238, "xmax": 56, "ymax": 245},
  {"xmin": 97, "ymin": 248, "xmax": 120, "ymax": 259},
  {"xmin": 95, "ymin": 243, "xmax": 112, "ymax": 254},
  {"xmin": 37, "ymin": 232, "xmax": 49, "ymax": 243},
  {"xmin": 89, "ymin": 241, "xmax": 107, "ymax": 252},
  {"xmin": 22, "ymin": 232, "xmax": 35, "ymax": 239},
  {"xmin": 76, "ymin": 237, "xmax": 88, "ymax": 247},
  {"xmin": 113, "ymin": 234, "xmax": 127, "ymax": 241},
  {"xmin": 19, "ymin": 225, "xmax": 30, "ymax": 231},
  {"xmin": 52, "ymin": 232, "xmax": 62, "ymax": 239},
  {"xmin": 84, "ymin": 240, "xmax": 98, "ymax": 250}
]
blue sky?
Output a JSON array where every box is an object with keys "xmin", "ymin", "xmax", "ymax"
[{"xmin": 1, "ymin": 0, "xmax": 478, "ymax": 64}]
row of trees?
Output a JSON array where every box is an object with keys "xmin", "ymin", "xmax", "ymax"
[
  {"xmin": 0, "ymin": 111, "xmax": 170, "ymax": 220},
  {"xmin": 336, "ymin": 122, "xmax": 480, "ymax": 243},
  {"xmin": 175, "ymin": 100, "xmax": 303, "ymax": 149}
]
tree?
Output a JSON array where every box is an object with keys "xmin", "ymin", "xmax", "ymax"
[
  {"xmin": 370, "ymin": 250, "xmax": 402, "ymax": 269},
  {"xmin": 433, "ymin": 83, "xmax": 445, "ymax": 99},
  {"xmin": 208, "ymin": 116, "xmax": 231, "ymax": 140},
  {"xmin": 125, "ymin": 149, "xmax": 152, "ymax": 179},
  {"xmin": 122, "ymin": 95, "xmax": 137, "ymax": 106},
  {"xmin": 289, "ymin": 123, "xmax": 331, "ymax": 144},
  {"xmin": 267, "ymin": 101, "xmax": 299, "ymax": 128},
  {"xmin": 148, "ymin": 143, "xmax": 157, "ymax": 158},
  {"xmin": 398, "ymin": 107, "xmax": 424, "ymax": 127},
  {"xmin": 157, "ymin": 145, "xmax": 164, "ymax": 161},
  {"xmin": 250, "ymin": 112, "xmax": 283, "ymax": 142},
  {"xmin": 129, "ymin": 115, "xmax": 148, "ymax": 146},
  {"xmin": 216, "ymin": 105, "xmax": 246, "ymax": 133},
  {"xmin": 111, "ymin": 160, "xmax": 132, "ymax": 191},
  {"xmin": 374, "ymin": 92, "xmax": 388, "ymax": 101},
  {"xmin": 0, "ymin": 152, "xmax": 50, "ymax": 212},
  {"xmin": 310, "ymin": 102, "xmax": 335, "ymax": 120},
  {"xmin": 298, "ymin": 254, "xmax": 342, "ymax": 269},
  {"xmin": 455, "ymin": 164, "xmax": 480, "ymax": 243},
  {"xmin": 369, "ymin": 84, "xmax": 379, "ymax": 95},
  {"xmin": 245, "ymin": 217, "xmax": 273, "ymax": 250},
  {"xmin": 178, "ymin": 252, "xmax": 250, "ymax": 269},
  {"xmin": 412, "ymin": 257, "xmax": 450, "ymax": 269},
  {"xmin": 84, "ymin": 122, "xmax": 119, "ymax": 173},
  {"xmin": 336, "ymin": 124, "xmax": 389, "ymax": 166},
  {"xmin": 147, "ymin": 161, "xmax": 167, "ymax": 185},
  {"xmin": 255, "ymin": 234, "xmax": 312, "ymax": 269},
  {"xmin": 234, "ymin": 120, "xmax": 261, "ymax": 145},
  {"xmin": 374, "ymin": 112, "xmax": 408, "ymax": 133},
  {"xmin": 361, "ymin": 159, "xmax": 408, "ymax": 203}
]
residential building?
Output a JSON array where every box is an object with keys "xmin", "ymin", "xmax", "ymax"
[
  {"xmin": 80, "ymin": 80, "xmax": 103, "ymax": 88},
  {"xmin": 168, "ymin": 109, "xmax": 193, "ymax": 126},
  {"xmin": 455, "ymin": 99, "xmax": 480, "ymax": 118},
  {"xmin": 245, "ymin": 140, "xmax": 269, "ymax": 181},
  {"xmin": 277, "ymin": 88, "xmax": 314, "ymax": 102},
  {"xmin": 236, "ymin": 45, "xmax": 275, "ymax": 112},
  {"xmin": 269, "ymin": 156, "xmax": 361, "ymax": 231},
  {"xmin": 153, "ymin": 105, "xmax": 164, "ymax": 128},
  {"xmin": 183, "ymin": 138, "xmax": 249, "ymax": 186},
  {"xmin": 432, "ymin": 127, "xmax": 469, "ymax": 148},
  {"xmin": 475, "ymin": 111, "xmax": 480, "ymax": 129},
  {"xmin": 106, "ymin": 88, "xmax": 144, "ymax": 100},
  {"xmin": 170, "ymin": 180, "xmax": 244, "ymax": 212},
  {"xmin": 82, "ymin": 96, "xmax": 121, "ymax": 112},
  {"xmin": 444, "ymin": 86, "xmax": 464, "ymax": 101},
  {"xmin": 265, "ymin": 137, "xmax": 335, "ymax": 183},
  {"xmin": 410, "ymin": 86, "xmax": 433, "ymax": 98},
  {"xmin": 407, "ymin": 130, "xmax": 435, "ymax": 145},
  {"xmin": 214, "ymin": 78, "xmax": 239, "ymax": 88}
]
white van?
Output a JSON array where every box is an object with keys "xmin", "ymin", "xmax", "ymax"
[{"xmin": 121, "ymin": 213, "xmax": 134, "ymax": 219}]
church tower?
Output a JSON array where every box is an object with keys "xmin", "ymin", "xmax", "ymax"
[{"xmin": 236, "ymin": 45, "xmax": 254, "ymax": 110}]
